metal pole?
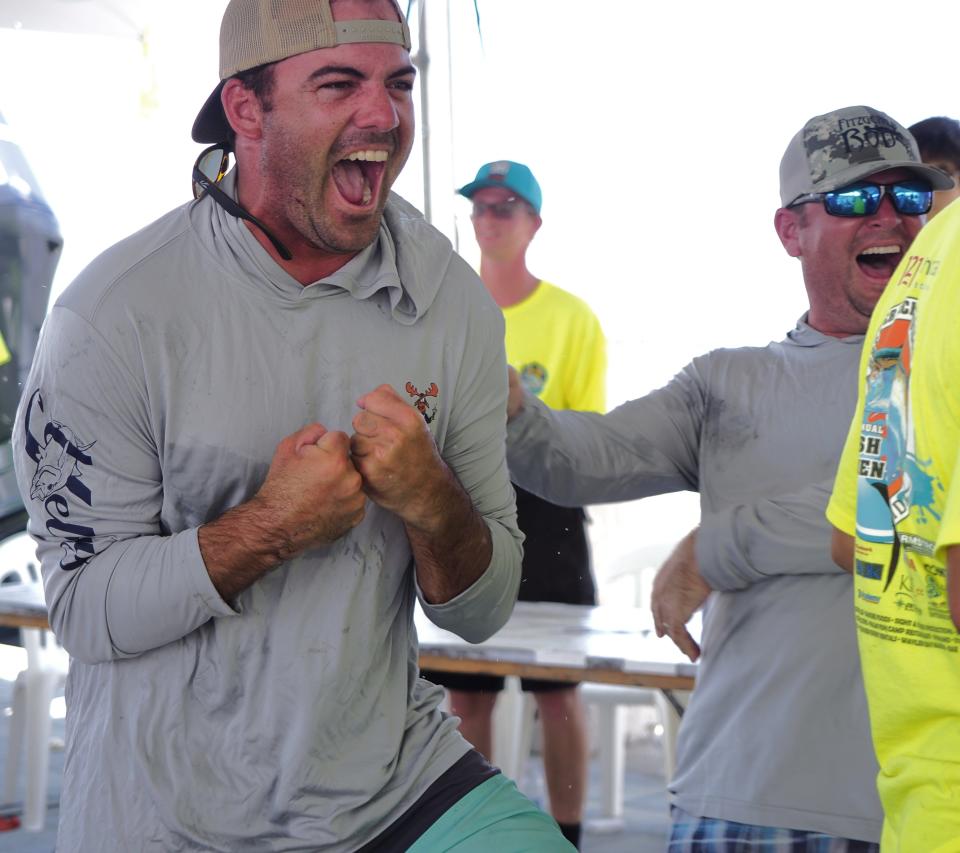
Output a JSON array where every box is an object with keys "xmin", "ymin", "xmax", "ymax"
[{"xmin": 411, "ymin": 0, "xmax": 432, "ymax": 223}]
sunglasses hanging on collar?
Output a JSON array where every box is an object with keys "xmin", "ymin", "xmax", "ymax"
[{"xmin": 192, "ymin": 144, "xmax": 293, "ymax": 261}]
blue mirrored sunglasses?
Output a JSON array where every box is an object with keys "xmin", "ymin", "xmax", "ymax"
[{"xmin": 790, "ymin": 180, "xmax": 933, "ymax": 217}]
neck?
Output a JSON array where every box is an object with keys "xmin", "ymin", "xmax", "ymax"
[
  {"xmin": 479, "ymin": 255, "xmax": 540, "ymax": 308},
  {"xmin": 805, "ymin": 307, "xmax": 868, "ymax": 339},
  {"xmin": 240, "ymin": 220, "xmax": 357, "ymax": 284},
  {"xmin": 233, "ymin": 174, "xmax": 357, "ymax": 284}
]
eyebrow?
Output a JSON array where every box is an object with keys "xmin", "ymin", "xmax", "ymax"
[{"xmin": 307, "ymin": 64, "xmax": 417, "ymax": 82}]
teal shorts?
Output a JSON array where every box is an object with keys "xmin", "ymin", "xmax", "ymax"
[{"xmin": 407, "ymin": 773, "xmax": 575, "ymax": 852}]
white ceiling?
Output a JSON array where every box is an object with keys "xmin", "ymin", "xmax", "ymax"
[{"xmin": 0, "ymin": 0, "xmax": 154, "ymax": 38}]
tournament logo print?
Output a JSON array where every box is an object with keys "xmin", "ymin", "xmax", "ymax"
[
  {"xmin": 405, "ymin": 381, "xmax": 439, "ymax": 424},
  {"xmin": 519, "ymin": 362, "xmax": 548, "ymax": 396},
  {"xmin": 22, "ymin": 389, "xmax": 98, "ymax": 571},
  {"xmin": 854, "ymin": 297, "xmax": 942, "ymax": 596}
]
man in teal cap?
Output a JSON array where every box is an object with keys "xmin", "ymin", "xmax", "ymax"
[{"xmin": 424, "ymin": 159, "xmax": 606, "ymax": 850}]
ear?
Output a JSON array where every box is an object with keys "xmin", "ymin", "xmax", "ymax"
[
  {"xmin": 774, "ymin": 207, "xmax": 802, "ymax": 258},
  {"xmin": 221, "ymin": 78, "xmax": 264, "ymax": 142}
]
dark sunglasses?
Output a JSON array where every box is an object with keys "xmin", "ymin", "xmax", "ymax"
[
  {"xmin": 192, "ymin": 144, "xmax": 292, "ymax": 260},
  {"xmin": 789, "ymin": 180, "xmax": 933, "ymax": 217},
  {"xmin": 471, "ymin": 196, "xmax": 532, "ymax": 219}
]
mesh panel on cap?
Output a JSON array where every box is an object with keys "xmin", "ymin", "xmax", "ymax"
[
  {"xmin": 271, "ymin": 0, "xmax": 337, "ymax": 64},
  {"xmin": 219, "ymin": 0, "xmax": 337, "ymax": 79}
]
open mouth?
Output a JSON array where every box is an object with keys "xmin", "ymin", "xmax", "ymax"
[
  {"xmin": 856, "ymin": 245, "xmax": 902, "ymax": 279},
  {"xmin": 331, "ymin": 150, "xmax": 388, "ymax": 208}
]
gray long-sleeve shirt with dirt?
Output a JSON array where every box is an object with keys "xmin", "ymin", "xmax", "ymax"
[
  {"xmin": 505, "ymin": 318, "xmax": 883, "ymax": 842},
  {"xmin": 12, "ymin": 184, "xmax": 523, "ymax": 852}
]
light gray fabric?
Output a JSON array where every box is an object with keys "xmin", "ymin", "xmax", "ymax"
[
  {"xmin": 12, "ymin": 182, "xmax": 522, "ymax": 852},
  {"xmin": 506, "ymin": 317, "xmax": 883, "ymax": 842}
]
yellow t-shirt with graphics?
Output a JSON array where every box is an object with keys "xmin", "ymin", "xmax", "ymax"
[
  {"xmin": 827, "ymin": 202, "xmax": 960, "ymax": 852},
  {"xmin": 502, "ymin": 281, "xmax": 605, "ymax": 412}
]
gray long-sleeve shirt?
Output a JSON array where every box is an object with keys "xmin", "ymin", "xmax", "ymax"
[
  {"xmin": 13, "ymin": 184, "xmax": 522, "ymax": 852},
  {"xmin": 506, "ymin": 318, "xmax": 883, "ymax": 842}
]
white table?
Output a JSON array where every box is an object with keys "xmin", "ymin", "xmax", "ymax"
[
  {"xmin": 0, "ymin": 583, "xmax": 47, "ymax": 630},
  {"xmin": 416, "ymin": 600, "xmax": 697, "ymax": 698}
]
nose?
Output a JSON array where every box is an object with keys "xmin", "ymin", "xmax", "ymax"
[
  {"xmin": 355, "ymin": 85, "xmax": 401, "ymax": 133},
  {"xmin": 869, "ymin": 192, "xmax": 901, "ymax": 227}
]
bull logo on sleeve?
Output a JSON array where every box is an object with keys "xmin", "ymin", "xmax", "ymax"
[
  {"xmin": 29, "ymin": 419, "xmax": 95, "ymax": 502},
  {"xmin": 405, "ymin": 381, "xmax": 439, "ymax": 424},
  {"xmin": 23, "ymin": 390, "xmax": 97, "ymax": 571}
]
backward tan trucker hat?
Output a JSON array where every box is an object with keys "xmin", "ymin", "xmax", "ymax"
[{"xmin": 192, "ymin": 0, "xmax": 411, "ymax": 144}]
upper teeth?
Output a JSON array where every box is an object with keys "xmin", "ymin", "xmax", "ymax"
[
  {"xmin": 346, "ymin": 150, "xmax": 388, "ymax": 162},
  {"xmin": 861, "ymin": 246, "xmax": 900, "ymax": 255}
]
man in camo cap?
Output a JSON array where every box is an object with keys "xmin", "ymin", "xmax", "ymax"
[{"xmin": 503, "ymin": 105, "xmax": 952, "ymax": 850}]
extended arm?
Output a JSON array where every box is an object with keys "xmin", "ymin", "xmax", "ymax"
[{"xmin": 505, "ymin": 361, "xmax": 705, "ymax": 505}]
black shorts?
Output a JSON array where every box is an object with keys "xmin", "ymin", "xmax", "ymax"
[{"xmin": 423, "ymin": 486, "xmax": 596, "ymax": 694}]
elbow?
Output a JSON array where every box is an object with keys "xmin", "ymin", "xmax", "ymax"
[
  {"xmin": 428, "ymin": 576, "xmax": 518, "ymax": 645},
  {"xmin": 49, "ymin": 603, "xmax": 130, "ymax": 665},
  {"xmin": 463, "ymin": 571, "xmax": 520, "ymax": 643},
  {"xmin": 460, "ymin": 602, "xmax": 514, "ymax": 645}
]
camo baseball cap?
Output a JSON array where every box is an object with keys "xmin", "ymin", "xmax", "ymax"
[
  {"xmin": 779, "ymin": 105, "xmax": 955, "ymax": 207},
  {"xmin": 192, "ymin": 0, "xmax": 411, "ymax": 144}
]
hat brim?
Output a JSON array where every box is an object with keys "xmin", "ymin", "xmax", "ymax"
[
  {"xmin": 817, "ymin": 161, "xmax": 955, "ymax": 194},
  {"xmin": 456, "ymin": 178, "xmax": 539, "ymax": 212},
  {"xmin": 192, "ymin": 81, "xmax": 230, "ymax": 144}
]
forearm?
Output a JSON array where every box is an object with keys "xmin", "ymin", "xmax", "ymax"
[
  {"xmin": 42, "ymin": 527, "xmax": 237, "ymax": 664},
  {"xmin": 506, "ymin": 392, "xmax": 698, "ymax": 506},
  {"xmin": 409, "ymin": 426, "xmax": 521, "ymax": 644},
  {"xmin": 947, "ymin": 545, "xmax": 960, "ymax": 631},
  {"xmin": 697, "ymin": 479, "xmax": 849, "ymax": 591},
  {"xmin": 203, "ymin": 424, "xmax": 365, "ymax": 601},
  {"xmin": 406, "ymin": 466, "xmax": 493, "ymax": 604},
  {"xmin": 198, "ymin": 496, "xmax": 291, "ymax": 601},
  {"xmin": 831, "ymin": 528, "xmax": 855, "ymax": 573}
]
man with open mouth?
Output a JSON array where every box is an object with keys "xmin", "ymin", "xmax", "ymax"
[
  {"xmin": 13, "ymin": 0, "xmax": 574, "ymax": 851},
  {"xmin": 501, "ymin": 106, "xmax": 953, "ymax": 851}
]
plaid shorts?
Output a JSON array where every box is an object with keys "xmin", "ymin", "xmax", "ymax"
[{"xmin": 668, "ymin": 806, "xmax": 879, "ymax": 852}]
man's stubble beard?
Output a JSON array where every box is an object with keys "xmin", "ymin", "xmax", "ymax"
[{"xmin": 259, "ymin": 128, "xmax": 386, "ymax": 256}]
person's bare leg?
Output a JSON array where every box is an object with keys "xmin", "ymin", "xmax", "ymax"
[
  {"xmin": 535, "ymin": 686, "xmax": 589, "ymax": 824},
  {"xmin": 447, "ymin": 689, "xmax": 498, "ymax": 760}
]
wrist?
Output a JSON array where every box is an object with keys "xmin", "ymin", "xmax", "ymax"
[{"xmin": 199, "ymin": 497, "xmax": 291, "ymax": 599}]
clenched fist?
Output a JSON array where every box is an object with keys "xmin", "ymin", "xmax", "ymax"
[
  {"xmin": 199, "ymin": 422, "xmax": 367, "ymax": 600},
  {"xmin": 351, "ymin": 384, "xmax": 446, "ymax": 527},
  {"xmin": 254, "ymin": 422, "xmax": 366, "ymax": 556}
]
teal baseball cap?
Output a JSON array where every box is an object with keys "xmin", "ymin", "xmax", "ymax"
[{"xmin": 457, "ymin": 160, "xmax": 542, "ymax": 214}]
